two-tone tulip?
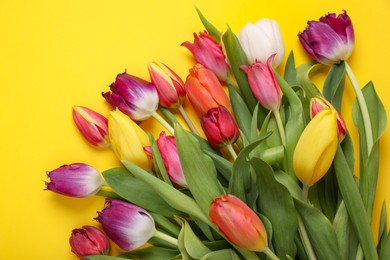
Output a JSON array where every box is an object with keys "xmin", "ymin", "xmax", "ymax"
[
  {"xmin": 156, "ymin": 132, "xmax": 187, "ymax": 187},
  {"xmin": 45, "ymin": 163, "xmax": 103, "ymax": 198},
  {"xmin": 310, "ymin": 96, "xmax": 347, "ymax": 141},
  {"xmin": 238, "ymin": 18, "xmax": 285, "ymax": 67},
  {"xmin": 96, "ymin": 199, "xmax": 155, "ymax": 251},
  {"xmin": 182, "ymin": 31, "xmax": 230, "ymax": 82},
  {"xmin": 147, "ymin": 61, "xmax": 186, "ymax": 108},
  {"xmin": 298, "ymin": 11, "xmax": 354, "ymax": 65},
  {"xmin": 69, "ymin": 225, "xmax": 110, "ymax": 258},
  {"xmin": 102, "ymin": 72, "xmax": 159, "ymax": 121},
  {"xmin": 241, "ymin": 54, "xmax": 281, "ymax": 112},
  {"xmin": 201, "ymin": 106, "xmax": 239, "ymax": 149},
  {"xmin": 72, "ymin": 106, "xmax": 110, "ymax": 148},
  {"xmin": 108, "ymin": 110, "xmax": 151, "ymax": 170},
  {"xmin": 293, "ymin": 109, "xmax": 338, "ymax": 186},
  {"xmin": 185, "ymin": 64, "xmax": 231, "ymax": 117},
  {"xmin": 210, "ymin": 194, "xmax": 268, "ymax": 252}
]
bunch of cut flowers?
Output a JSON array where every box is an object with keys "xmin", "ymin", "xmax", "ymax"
[{"xmin": 45, "ymin": 8, "xmax": 389, "ymax": 260}]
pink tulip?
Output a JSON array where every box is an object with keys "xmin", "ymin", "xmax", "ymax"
[{"xmin": 69, "ymin": 225, "xmax": 110, "ymax": 258}]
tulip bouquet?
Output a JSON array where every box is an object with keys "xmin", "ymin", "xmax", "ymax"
[{"xmin": 45, "ymin": 8, "xmax": 389, "ymax": 260}]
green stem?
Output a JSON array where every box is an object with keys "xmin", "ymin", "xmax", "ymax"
[
  {"xmin": 226, "ymin": 143, "xmax": 238, "ymax": 160},
  {"xmin": 345, "ymin": 62, "xmax": 373, "ymax": 153},
  {"xmin": 178, "ymin": 105, "xmax": 200, "ymax": 135},
  {"xmin": 96, "ymin": 190, "xmax": 122, "ymax": 200},
  {"xmin": 151, "ymin": 111, "xmax": 175, "ymax": 135},
  {"xmin": 298, "ymin": 215, "xmax": 317, "ymax": 260},
  {"xmin": 263, "ymin": 247, "xmax": 280, "ymax": 260},
  {"xmin": 302, "ymin": 184, "xmax": 310, "ymax": 203},
  {"xmin": 273, "ymin": 109, "xmax": 286, "ymax": 147},
  {"xmin": 153, "ymin": 229, "xmax": 178, "ymax": 247},
  {"xmin": 234, "ymin": 247, "xmax": 261, "ymax": 260}
]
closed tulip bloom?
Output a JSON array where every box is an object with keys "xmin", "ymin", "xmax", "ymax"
[
  {"xmin": 293, "ymin": 109, "xmax": 338, "ymax": 186},
  {"xmin": 69, "ymin": 225, "xmax": 110, "ymax": 258},
  {"xmin": 185, "ymin": 64, "xmax": 232, "ymax": 116},
  {"xmin": 96, "ymin": 199, "xmax": 155, "ymax": 251},
  {"xmin": 148, "ymin": 61, "xmax": 186, "ymax": 108},
  {"xmin": 72, "ymin": 106, "xmax": 110, "ymax": 148},
  {"xmin": 210, "ymin": 194, "xmax": 268, "ymax": 252},
  {"xmin": 45, "ymin": 163, "xmax": 103, "ymax": 198},
  {"xmin": 201, "ymin": 106, "xmax": 239, "ymax": 149},
  {"xmin": 102, "ymin": 72, "xmax": 159, "ymax": 121},
  {"xmin": 238, "ymin": 18, "xmax": 285, "ymax": 67},
  {"xmin": 310, "ymin": 96, "xmax": 347, "ymax": 141},
  {"xmin": 182, "ymin": 31, "xmax": 230, "ymax": 82},
  {"xmin": 156, "ymin": 132, "xmax": 187, "ymax": 187},
  {"xmin": 241, "ymin": 54, "xmax": 281, "ymax": 111},
  {"xmin": 108, "ymin": 110, "xmax": 151, "ymax": 170},
  {"xmin": 298, "ymin": 11, "xmax": 354, "ymax": 65}
]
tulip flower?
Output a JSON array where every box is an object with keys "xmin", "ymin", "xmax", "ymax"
[
  {"xmin": 293, "ymin": 109, "xmax": 338, "ymax": 186},
  {"xmin": 201, "ymin": 106, "xmax": 239, "ymax": 149},
  {"xmin": 298, "ymin": 11, "xmax": 354, "ymax": 65},
  {"xmin": 185, "ymin": 64, "xmax": 232, "ymax": 117},
  {"xmin": 238, "ymin": 18, "xmax": 285, "ymax": 67},
  {"xmin": 148, "ymin": 61, "xmax": 186, "ymax": 108},
  {"xmin": 96, "ymin": 199, "xmax": 155, "ymax": 251},
  {"xmin": 108, "ymin": 110, "xmax": 151, "ymax": 170},
  {"xmin": 182, "ymin": 31, "xmax": 230, "ymax": 82},
  {"xmin": 72, "ymin": 106, "xmax": 110, "ymax": 148},
  {"xmin": 310, "ymin": 96, "xmax": 347, "ymax": 141},
  {"xmin": 69, "ymin": 225, "xmax": 110, "ymax": 258},
  {"xmin": 45, "ymin": 163, "xmax": 103, "ymax": 198},
  {"xmin": 102, "ymin": 72, "xmax": 159, "ymax": 121},
  {"xmin": 156, "ymin": 132, "xmax": 187, "ymax": 187},
  {"xmin": 210, "ymin": 194, "xmax": 268, "ymax": 252}
]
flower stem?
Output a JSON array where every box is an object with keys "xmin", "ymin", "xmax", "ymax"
[
  {"xmin": 226, "ymin": 143, "xmax": 238, "ymax": 160},
  {"xmin": 153, "ymin": 229, "xmax": 178, "ymax": 247},
  {"xmin": 178, "ymin": 105, "xmax": 200, "ymax": 135},
  {"xmin": 298, "ymin": 215, "xmax": 317, "ymax": 260},
  {"xmin": 263, "ymin": 247, "xmax": 280, "ymax": 260},
  {"xmin": 151, "ymin": 111, "xmax": 175, "ymax": 135},
  {"xmin": 345, "ymin": 62, "xmax": 373, "ymax": 153},
  {"xmin": 273, "ymin": 109, "xmax": 286, "ymax": 147},
  {"xmin": 302, "ymin": 184, "xmax": 310, "ymax": 203}
]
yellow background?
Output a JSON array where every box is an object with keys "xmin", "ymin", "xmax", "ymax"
[{"xmin": 1, "ymin": 0, "xmax": 389, "ymax": 259}]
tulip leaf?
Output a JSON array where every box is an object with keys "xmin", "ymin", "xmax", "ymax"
[
  {"xmin": 379, "ymin": 236, "xmax": 390, "ymax": 260},
  {"xmin": 273, "ymin": 169, "xmax": 301, "ymax": 199},
  {"xmin": 294, "ymin": 198, "xmax": 342, "ymax": 260},
  {"xmin": 195, "ymin": 7, "xmax": 221, "ymax": 42},
  {"xmin": 333, "ymin": 146, "xmax": 378, "ymax": 260},
  {"xmin": 251, "ymin": 157, "xmax": 298, "ymax": 260},
  {"xmin": 148, "ymin": 134, "xmax": 173, "ymax": 186},
  {"xmin": 204, "ymin": 151, "xmax": 232, "ymax": 181},
  {"xmin": 200, "ymin": 249, "xmax": 241, "ymax": 260},
  {"xmin": 378, "ymin": 202, "xmax": 390, "ymax": 259},
  {"xmin": 159, "ymin": 107, "xmax": 180, "ymax": 125},
  {"xmin": 174, "ymin": 124, "xmax": 224, "ymax": 217},
  {"xmin": 296, "ymin": 61, "xmax": 323, "ymax": 99},
  {"xmin": 102, "ymin": 168, "xmax": 180, "ymax": 217},
  {"xmin": 322, "ymin": 62, "xmax": 346, "ymax": 111},
  {"xmin": 284, "ymin": 51, "xmax": 297, "ymax": 86},
  {"xmin": 120, "ymin": 247, "xmax": 180, "ymax": 260},
  {"xmin": 150, "ymin": 213, "xmax": 181, "ymax": 237}
]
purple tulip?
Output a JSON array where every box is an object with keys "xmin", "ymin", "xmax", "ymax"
[
  {"xmin": 95, "ymin": 199, "xmax": 155, "ymax": 251},
  {"xmin": 102, "ymin": 72, "xmax": 159, "ymax": 121},
  {"xmin": 69, "ymin": 225, "xmax": 110, "ymax": 258},
  {"xmin": 45, "ymin": 163, "xmax": 103, "ymax": 198},
  {"xmin": 298, "ymin": 11, "xmax": 354, "ymax": 65}
]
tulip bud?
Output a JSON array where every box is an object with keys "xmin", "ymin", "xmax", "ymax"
[
  {"xmin": 310, "ymin": 96, "xmax": 347, "ymax": 141},
  {"xmin": 45, "ymin": 163, "xmax": 103, "ymax": 198},
  {"xmin": 72, "ymin": 106, "xmax": 110, "ymax": 148},
  {"xmin": 96, "ymin": 199, "xmax": 155, "ymax": 251},
  {"xmin": 238, "ymin": 18, "xmax": 285, "ymax": 67},
  {"xmin": 185, "ymin": 64, "xmax": 232, "ymax": 116},
  {"xmin": 201, "ymin": 106, "xmax": 239, "ymax": 149},
  {"xmin": 102, "ymin": 72, "xmax": 159, "ymax": 121},
  {"xmin": 241, "ymin": 54, "xmax": 281, "ymax": 111},
  {"xmin": 182, "ymin": 31, "xmax": 230, "ymax": 82},
  {"xmin": 69, "ymin": 225, "xmax": 110, "ymax": 258},
  {"xmin": 210, "ymin": 194, "xmax": 268, "ymax": 252},
  {"xmin": 108, "ymin": 110, "xmax": 151, "ymax": 170},
  {"xmin": 293, "ymin": 109, "xmax": 338, "ymax": 186},
  {"xmin": 148, "ymin": 61, "xmax": 186, "ymax": 108},
  {"xmin": 298, "ymin": 11, "xmax": 354, "ymax": 65},
  {"xmin": 156, "ymin": 132, "xmax": 187, "ymax": 187}
]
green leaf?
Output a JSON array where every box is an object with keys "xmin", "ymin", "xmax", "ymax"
[
  {"xmin": 204, "ymin": 151, "xmax": 232, "ymax": 181},
  {"xmin": 84, "ymin": 256, "xmax": 128, "ymax": 260},
  {"xmin": 284, "ymin": 51, "xmax": 297, "ymax": 86},
  {"xmin": 322, "ymin": 62, "xmax": 346, "ymax": 111},
  {"xmin": 174, "ymin": 125, "xmax": 224, "ymax": 217},
  {"xmin": 120, "ymin": 247, "xmax": 180, "ymax": 260},
  {"xmin": 379, "ymin": 234, "xmax": 390, "ymax": 260},
  {"xmin": 377, "ymin": 202, "xmax": 388, "ymax": 258},
  {"xmin": 296, "ymin": 61, "xmax": 323, "ymax": 99},
  {"xmin": 159, "ymin": 107, "xmax": 180, "ymax": 125},
  {"xmin": 273, "ymin": 169, "xmax": 301, "ymax": 199},
  {"xmin": 103, "ymin": 168, "xmax": 180, "ymax": 216},
  {"xmin": 201, "ymin": 249, "xmax": 241, "ymax": 260},
  {"xmin": 251, "ymin": 158, "xmax": 298, "ymax": 259},
  {"xmin": 195, "ymin": 7, "xmax": 221, "ymax": 42},
  {"xmin": 150, "ymin": 213, "xmax": 181, "ymax": 237},
  {"xmin": 294, "ymin": 199, "xmax": 342, "ymax": 260}
]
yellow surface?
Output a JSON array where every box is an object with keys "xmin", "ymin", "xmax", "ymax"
[{"xmin": 1, "ymin": 0, "xmax": 390, "ymax": 258}]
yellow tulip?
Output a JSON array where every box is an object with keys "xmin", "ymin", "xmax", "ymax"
[
  {"xmin": 293, "ymin": 109, "xmax": 338, "ymax": 186},
  {"xmin": 108, "ymin": 110, "xmax": 151, "ymax": 170}
]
